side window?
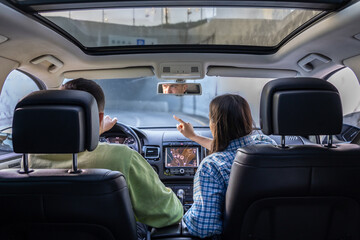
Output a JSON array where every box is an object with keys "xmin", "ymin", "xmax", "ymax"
[
  {"xmin": 327, "ymin": 67, "xmax": 360, "ymax": 142},
  {"xmin": 0, "ymin": 70, "xmax": 41, "ymax": 152}
]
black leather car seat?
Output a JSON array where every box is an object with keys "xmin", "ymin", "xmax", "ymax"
[
  {"xmin": 223, "ymin": 78, "xmax": 360, "ymax": 240},
  {"xmin": 0, "ymin": 90, "xmax": 137, "ymax": 240}
]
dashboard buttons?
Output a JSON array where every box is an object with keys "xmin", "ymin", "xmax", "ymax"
[
  {"xmin": 165, "ymin": 167, "xmax": 196, "ymax": 176},
  {"xmin": 164, "ymin": 169, "xmax": 171, "ymax": 175}
]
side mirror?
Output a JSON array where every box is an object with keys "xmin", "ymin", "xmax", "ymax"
[{"xmin": 157, "ymin": 82, "xmax": 202, "ymax": 96}]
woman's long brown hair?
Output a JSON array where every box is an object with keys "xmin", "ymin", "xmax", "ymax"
[{"xmin": 210, "ymin": 94, "xmax": 253, "ymax": 153}]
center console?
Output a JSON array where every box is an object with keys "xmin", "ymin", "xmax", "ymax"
[
  {"xmin": 163, "ymin": 142, "xmax": 200, "ymax": 176},
  {"xmin": 162, "ymin": 141, "xmax": 204, "ymax": 210},
  {"xmin": 144, "ymin": 130, "xmax": 211, "ymax": 212},
  {"xmin": 142, "ymin": 130, "xmax": 212, "ymax": 239}
]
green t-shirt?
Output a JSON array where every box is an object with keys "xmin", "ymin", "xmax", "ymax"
[{"xmin": 29, "ymin": 142, "xmax": 183, "ymax": 228}]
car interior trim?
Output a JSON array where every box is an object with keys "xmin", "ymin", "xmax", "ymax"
[
  {"xmin": 13, "ymin": 0, "xmax": 349, "ymax": 12},
  {"xmin": 63, "ymin": 67, "xmax": 155, "ymax": 80},
  {"xmin": 207, "ymin": 66, "xmax": 298, "ymax": 78}
]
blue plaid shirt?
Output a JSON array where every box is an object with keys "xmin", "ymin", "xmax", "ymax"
[{"xmin": 183, "ymin": 134, "xmax": 276, "ymax": 238}]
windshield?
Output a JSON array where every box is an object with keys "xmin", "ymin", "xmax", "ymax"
[{"xmin": 91, "ymin": 76, "xmax": 272, "ymax": 128}]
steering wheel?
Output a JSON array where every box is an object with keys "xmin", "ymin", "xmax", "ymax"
[{"xmin": 101, "ymin": 122, "xmax": 142, "ymax": 154}]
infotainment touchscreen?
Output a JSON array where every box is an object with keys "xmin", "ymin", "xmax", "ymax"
[{"xmin": 165, "ymin": 147, "xmax": 199, "ymax": 168}]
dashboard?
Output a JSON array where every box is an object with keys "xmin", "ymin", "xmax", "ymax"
[
  {"xmin": 101, "ymin": 127, "xmax": 212, "ymax": 209},
  {"xmin": 101, "ymin": 124, "xmax": 314, "ymax": 210},
  {"xmin": 103, "ymin": 136, "xmax": 135, "ymax": 145},
  {"xmin": 141, "ymin": 129, "xmax": 212, "ymax": 209}
]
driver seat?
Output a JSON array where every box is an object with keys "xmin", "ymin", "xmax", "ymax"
[{"xmin": 0, "ymin": 90, "xmax": 137, "ymax": 240}]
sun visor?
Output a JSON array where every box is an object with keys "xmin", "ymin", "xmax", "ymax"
[
  {"xmin": 207, "ymin": 66, "xmax": 297, "ymax": 78},
  {"xmin": 63, "ymin": 67, "xmax": 154, "ymax": 80}
]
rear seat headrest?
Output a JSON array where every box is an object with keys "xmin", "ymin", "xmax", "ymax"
[
  {"xmin": 12, "ymin": 90, "xmax": 99, "ymax": 154},
  {"xmin": 260, "ymin": 77, "xmax": 343, "ymax": 136}
]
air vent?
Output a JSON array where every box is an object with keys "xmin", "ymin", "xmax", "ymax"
[{"xmin": 144, "ymin": 146, "xmax": 160, "ymax": 159}]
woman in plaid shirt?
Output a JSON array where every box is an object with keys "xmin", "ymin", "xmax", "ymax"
[{"xmin": 174, "ymin": 94, "xmax": 275, "ymax": 239}]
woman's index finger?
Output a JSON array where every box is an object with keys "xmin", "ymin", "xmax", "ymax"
[{"xmin": 173, "ymin": 115, "xmax": 185, "ymax": 124}]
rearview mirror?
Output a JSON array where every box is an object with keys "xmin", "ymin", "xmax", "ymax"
[{"xmin": 157, "ymin": 83, "xmax": 202, "ymax": 95}]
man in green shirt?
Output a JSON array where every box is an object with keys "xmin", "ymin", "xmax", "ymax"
[{"xmin": 29, "ymin": 78, "xmax": 183, "ymax": 235}]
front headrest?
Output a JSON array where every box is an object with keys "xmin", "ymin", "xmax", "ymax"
[
  {"xmin": 13, "ymin": 90, "xmax": 99, "ymax": 154},
  {"xmin": 260, "ymin": 77, "xmax": 342, "ymax": 136}
]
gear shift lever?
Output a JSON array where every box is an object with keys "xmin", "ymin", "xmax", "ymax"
[{"xmin": 177, "ymin": 189, "xmax": 185, "ymax": 206}]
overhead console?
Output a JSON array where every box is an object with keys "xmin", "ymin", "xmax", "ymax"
[{"xmin": 158, "ymin": 62, "xmax": 203, "ymax": 79}]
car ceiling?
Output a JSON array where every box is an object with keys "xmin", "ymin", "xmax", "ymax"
[{"xmin": 0, "ymin": 0, "xmax": 360, "ymax": 89}]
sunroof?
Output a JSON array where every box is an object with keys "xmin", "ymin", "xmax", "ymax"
[{"xmin": 39, "ymin": 7, "xmax": 321, "ymax": 48}]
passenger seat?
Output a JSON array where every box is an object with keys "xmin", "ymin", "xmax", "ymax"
[{"xmin": 223, "ymin": 77, "xmax": 360, "ymax": 240}]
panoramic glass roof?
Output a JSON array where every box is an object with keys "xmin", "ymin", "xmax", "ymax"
[{"xmin": 40, "ymin": 7, "xmax": 321, "ymax": 48}]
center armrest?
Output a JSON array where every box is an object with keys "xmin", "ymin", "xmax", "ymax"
[
  {"xmin": 151, "ymin": 222, "xmax": 202, "ymax": 239},
  {"xmin": 151, "ymin": 223, "xmax": 181, "ymax": 238}
]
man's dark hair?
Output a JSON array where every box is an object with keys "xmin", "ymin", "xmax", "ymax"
[{"xmin": 62, "ymin": 78, "xmax": 105, "ymax": 112}]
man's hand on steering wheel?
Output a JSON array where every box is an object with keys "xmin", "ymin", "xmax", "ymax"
[
  {"xmin": 100, "ymin": 116, "xmax": 143, "ymax": 154},
  {"xmin": 101, "ymin": 115, "xmax": 118, "ymax": 135}
]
